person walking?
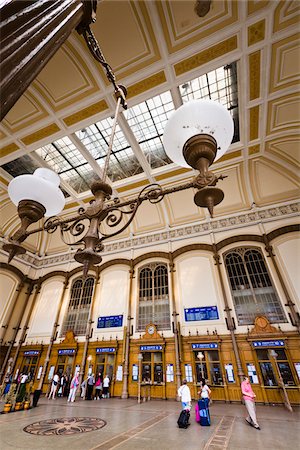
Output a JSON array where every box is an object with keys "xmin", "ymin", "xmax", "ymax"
[
  {"xmin": 241, "ymin": 376, "xmax": 260, "ymax": 430},
  {"xmin": 102, "ymin": 375, "xmax": 110, "ymax": 398},
  {"xmin": 178, "ymin": 379, "xmax": 191, "ymax": 410},
  {"xmin": 94, "ymin": 372, "xmax": 102, "ymax": 400},
  {"xmin": 81, "ymin": 378, "xmax": 87, "ymax": 399},
  {"xmin": 48, "ymin": 373, "xmax": 59, "ymax": 399},
  {"xmin": 68, "ymin": 373, "xmax": 79, "ymax": 402},
  {"xmin": 86, "ymin": 373, "xmax": 95, "ymax": 400}
]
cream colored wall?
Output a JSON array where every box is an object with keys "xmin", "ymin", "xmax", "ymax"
[
  {"xmin": 0, "ymin": 272, "xmax": 19, "ymax": 328},
  {"xmin": 93, "ymin": 266, "xmax": 129, "ymax": 339},
  {"xmin": 27, "ymin": 278, "xmax": 64, "ymax": 342},
  {"xmin": 274, "ymin": 233, "xmax": 300, "ymax": 311},
  {"xmin": 175, "ymin": 252, "xmax": 228, "ymax": 336}
]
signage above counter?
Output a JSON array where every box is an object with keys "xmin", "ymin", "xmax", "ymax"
[
  {"xmin": 24, "ymin": 350, "xmax": 40, "ymax": 356},
  {"xmin": 58, "ymin": 349, "xmax": 76, "ymax": 355},
  {"xmin": 191, "ymin": 343, "xmax": 218, "ymax": 350},
  {"xmin": 140, "ymin": 345, "xmax": 163, "ymax": 351},
  {"xmin": 96, "ymin": 347, "xmax": 116, "ymax": 353},
  {"xmin": 252, "ymin": 340, "xmax": 285, "ymax": 348}
]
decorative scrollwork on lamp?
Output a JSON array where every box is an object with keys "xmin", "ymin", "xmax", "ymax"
[{"xmin": 3, "ymin": 24, "xmax": 233, "ymax": 278}]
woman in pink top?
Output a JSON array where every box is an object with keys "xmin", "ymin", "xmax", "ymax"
[{"xmin": 241, "ymin": 376, "xmax": 260, "ymax": 429}]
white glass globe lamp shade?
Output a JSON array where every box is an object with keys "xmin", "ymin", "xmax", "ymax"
[
  {"xmin": 163, "ymin": 99, "xmax": 234, "ymax": 168},
  {"xmin": 8, "ymin": 168, "xmax": 65, "ymax": 217}
]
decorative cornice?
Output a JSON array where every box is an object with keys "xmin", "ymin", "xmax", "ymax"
[{"xmin": 0, "ymin": 202, "xmax": 299, "ymax": 270}]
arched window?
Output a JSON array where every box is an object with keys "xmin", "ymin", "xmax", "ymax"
[
  {"xmin": 224, "ymin": 248, "xmax": 287, "ymax": 325},
  {"xmin": 137, "ymin": 263, "xmax": 170, "ymax": 331},
  {"xmin": 61, "ymin": 277, "xmax": 95, "ymax": 336}
]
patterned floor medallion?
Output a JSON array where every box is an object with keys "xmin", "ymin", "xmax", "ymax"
[{"xmin": 23, "ymin": 417, "xmax": 106, "ymax": 436}]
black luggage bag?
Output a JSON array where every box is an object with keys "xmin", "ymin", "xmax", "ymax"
[{"xmin": 177, "ymin": 409, "xmax": 190, "ymax": 428}]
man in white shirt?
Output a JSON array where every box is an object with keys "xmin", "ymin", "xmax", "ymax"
[
  {"xmin": 177, "ymin": 379, "xmax": 191, "ymax": 410},
  {"xmin": 103, "ymin": 375, "xmax": 110, "ymax": 398}
]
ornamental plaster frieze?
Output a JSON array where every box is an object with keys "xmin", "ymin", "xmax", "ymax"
[{"xmin": 0, "ymin": 201, "xmax": 299, "ymax": 270}]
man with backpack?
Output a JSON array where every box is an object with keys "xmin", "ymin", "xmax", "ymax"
[{"xmin": 177, "ymin": 379, "xmax": 191, "ymax": 428}]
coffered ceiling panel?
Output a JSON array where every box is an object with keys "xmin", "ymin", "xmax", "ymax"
[
  {"xmin": 265, "ymin": 136, "xmax": 300, "ymax": 170},
  {"xmin": 269, "ymin": 33, "xmax": 300, "ymax": 93},
  {"xmin": 266, "ymin": 93, "xmax": 300, "ymax": 135},
  {"xmin": 132, "ymin": 201, "xmax": 165, "ymax": 234},
  {"xmin": 273, "ymin": 0, "xmax": 300, "ymax": 33},
  {"xmin": 163, "ymin": 186, "xmax": 204, "ymax": 226},
  {"xmin": 2, "ymin": 91, "xmax": 48, "ymax": 132},
  {"xmin": 33, "ymin": 42, "xmax": 100, "ymax": 111},
  {"xmin": 156, "ymin": 0, "xmax": 238, "ymax": 53},
  {"xmin": 249, "ymin": 157, "xmax": 300, "ymax": 205},
  {"xmin": 87, "ymin": 0, "xmax": 160, "ymax": 80}
]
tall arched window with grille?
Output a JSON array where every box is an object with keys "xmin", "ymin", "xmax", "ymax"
[
  {"xmin": 224, "ymin": 247, "xmax": 287, "ymax": 325},
  {"xmin": 61, "ymin": 277, "xmax": 95, "ymax": 336},
  {"xmin": 137, "ymin": 263, "xmax": 171, "ymax": 331}
]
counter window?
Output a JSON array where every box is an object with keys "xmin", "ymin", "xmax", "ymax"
[
  {"xmin": 256, "ymin": 349, "xmax": 295, "ymax": 386},
  {"xmin": 194, "ymin": 350, "xmax": 223, "ymax": 385},
  {"xmin": 95, "ymin": 354, "xmax": 114, "ymax": 379},
  {"xmin": 141, "ymin": 352, "xmax": 163, "ymax": 384},
  {"xmin": 21, "ymin": 356, "xmax": 38, "ymax": 380}
]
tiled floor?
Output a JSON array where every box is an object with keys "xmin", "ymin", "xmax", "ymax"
[{"xmin": 0, "ymin": 397, "xmax": 299, "ymax": 450}]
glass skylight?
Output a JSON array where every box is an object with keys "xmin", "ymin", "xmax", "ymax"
[
  {"xmin": 76, "ymin": 117, "xmax": 143, "ymax": 183},
  {"xmin": 179, "ymin": 62, "xmax": 239, "ymax": 143},
  {"xmin": 36, "ymin": 137, "xmax": 94, "ymax": 194},
  {"xmin": 124, "ymin": 91, "xmax": 174, "ymax": 169},
  {"xmin": 2, "ymin": 154, "xmax": 40, "ymax": 178}
]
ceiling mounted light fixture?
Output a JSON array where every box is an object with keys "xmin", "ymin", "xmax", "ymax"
[{"xmin": 3, "ymin": 18, "xmax": 233, "ymax": 278}]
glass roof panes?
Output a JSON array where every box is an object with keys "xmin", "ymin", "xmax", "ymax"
[
  {"xmin": 2, "ymin": 154, "xmax": 40, "ymax": 177},
  {"xmin": 35, "ymin": 137, "xmax": 94, "ymax": 194},
  {"xmin": 179, "ymin": 62, "xmax": 240, "ymax": 143},
  {"xmin": 76, "ymin": 118, "xmax": 143, "ymax": 183},
  {"xmin": 124, "ymin": 91, "xmax": 174, "ymax": 168}
]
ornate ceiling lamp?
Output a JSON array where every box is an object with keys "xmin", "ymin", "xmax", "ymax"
[{"xmin": 3, "ymin": 24, "xmax": 233, "ymax": 278}]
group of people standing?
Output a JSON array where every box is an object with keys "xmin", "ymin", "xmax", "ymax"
[
  {"xmin": 178, "ymin": 375, "xmax": 260, "ymax": 430},
  {"xmin": 81, "ymin": 372, "xmax": 110, "ymax": 400},
  {"xmin": 48, "ymin": 371, "xmax": 111, "ymax": 403}
]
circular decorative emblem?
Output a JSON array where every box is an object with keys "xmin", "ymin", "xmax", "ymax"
[{"xmin": 23, "ymin": 417, "xmax": 106, "ymax": 436}]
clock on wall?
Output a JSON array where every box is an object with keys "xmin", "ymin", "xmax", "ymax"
[{"xmin": 146, "ymin": 324, "xmax": 156, "ymax": 335}]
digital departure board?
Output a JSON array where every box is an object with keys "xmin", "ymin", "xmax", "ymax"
[{"xmin": 97, "ymin": 315, "xmax": 123, "ymax": 328}]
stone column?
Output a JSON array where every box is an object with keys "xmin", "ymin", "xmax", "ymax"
[
  {"xmin": 121, "ymin": 263, "xmax": 134, "ymax": 399},
  {"xmin": 78, "ymin": 268, "xmax": 101, "ymax": 390},
  {"xmin": 213, "ymin": 245, "xmax": 244, "ymax": 382},
  {"xmin": 10, "ymin": 281, "xmax": 42, "ymax": 376},
  {"xmin": 0, "ymin": 280, "xmax": 34, "ymax": 381},
  {"xmin": 0, "ymin": 276, "xmax": 25, "ymax": 345},
  {"xmin": 169, "ymin": 254, "xmax": 182, "ymax": 400},
  {"xmin": 38, "ymin": 275, "xmax": 70, "ymax": 390}
]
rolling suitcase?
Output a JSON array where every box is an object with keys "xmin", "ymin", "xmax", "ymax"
[
  {"xmin": 195, "ymin": 402, "xmax": 200, "ymax": 423},
  {"xmin": 177, "ymin": 409, "xmax": 190, "ymax": 428},
  {"xmin": 198, "ymin": 399, "xmax": 210, "ymax": 426}
]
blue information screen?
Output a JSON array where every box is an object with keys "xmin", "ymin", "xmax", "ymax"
[
  {"xmin": 184, "ymin": 306, "xmax": 219, "ymax": 322},
  {"xmin": 97, "ymin": 315, "xmax": 123, "ymax": 329}
]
